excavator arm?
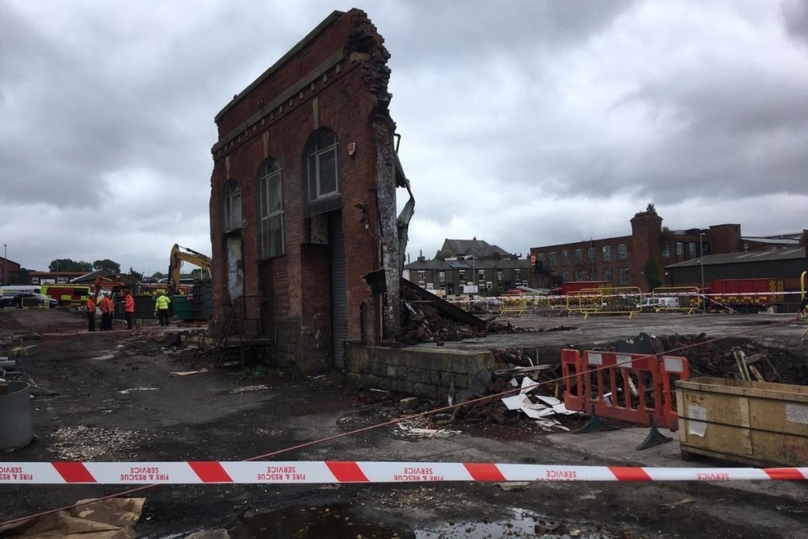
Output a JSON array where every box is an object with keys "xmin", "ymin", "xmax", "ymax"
[
  {"xmin": 168, "ymin": 244, "xmax": 212, "ymax": 295},
  {"xmin": 92, "ymin": 273, "xmax": 131, "ymax": 303}
]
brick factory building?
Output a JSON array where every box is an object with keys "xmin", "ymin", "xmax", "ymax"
[
  {"xmin": 529, "ymin": 205, "xmax": 802, "ymax": 292},
  {"xmin": 208, "ymin": 10, "xmax": 414, "ymax": 372}
]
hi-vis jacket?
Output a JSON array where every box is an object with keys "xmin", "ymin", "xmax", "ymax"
[{"xmin": 155, "ymin": 295, "xmax": 171, "ymax": 311}]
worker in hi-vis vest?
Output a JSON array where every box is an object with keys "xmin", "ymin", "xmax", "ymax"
[
  {"xmin": 154, "ymin": 291, "xmax": 171, "ymax": 327},
  {"xmin": 86, "ymin": 297, "xmax": 96, "ymax": 332}
]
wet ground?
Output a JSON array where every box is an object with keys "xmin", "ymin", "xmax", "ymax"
[{"xmin": 1, "ymin": 308, "xmax": 808, "ymax": 538}]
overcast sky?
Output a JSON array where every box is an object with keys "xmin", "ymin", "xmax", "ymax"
[{"xmin": 2, "ymin": 0, "xmax": 807, "ymax": 275}]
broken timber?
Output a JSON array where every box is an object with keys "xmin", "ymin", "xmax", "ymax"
[{"xmin": 400, "ymin": 278, "xmax": 486, "ymax": 330}]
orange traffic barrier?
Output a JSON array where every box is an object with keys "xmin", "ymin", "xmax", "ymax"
[{"xmin": 562, "ymin": 349, "xmax": 689, "ymax": 430}]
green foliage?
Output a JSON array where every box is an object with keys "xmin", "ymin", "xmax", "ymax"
[
  {"xmin": 644, "ymin": 258, "xmax": 662, "ymax": 290},
  {"xmin": 9, "ymin": 269, "xmax": 29, "ymax": 285},
  {"xmin": 646, "ymin": 202, "xmax": 656, "ymax": 214},
  {"xmin": 128, "ymin": 267, "xmax": 144, "ymax": 283},
  {"xmin": 150, "ymin": 271, "xmax": 166, "ymax": 280},
  {"xmin": 49, "ymin": 259, "xmax": 92, "ymax": 272},
  {"xmin": 93, "ymin": 259, "xmax": 121, "ymax": 273},
  {"xmin": 483, "ymin": 283, "xmax": 501, "ymax": 297}
]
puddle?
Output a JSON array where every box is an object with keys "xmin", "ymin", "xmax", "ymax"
[{"xmin": 234, "ymin": 504, "xmax": 647, "ymax": 539}]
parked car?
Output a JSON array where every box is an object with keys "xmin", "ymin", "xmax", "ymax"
[{"xmin": 0, "ymin": 293, "xmax": 59, "ymax": 309}]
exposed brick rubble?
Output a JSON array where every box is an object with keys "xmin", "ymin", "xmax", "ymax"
[
  {"xmin": 399, "ymin": 287, "xmax": 527, "ymax": 346},
  {"xmin": 654, "ymin": 334, "xmax": 808, "ymax": 385}
]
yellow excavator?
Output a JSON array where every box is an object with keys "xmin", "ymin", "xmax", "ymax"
[{"xmin": 168, "ymin": 244, "xmax": 212, "ymax": 295}]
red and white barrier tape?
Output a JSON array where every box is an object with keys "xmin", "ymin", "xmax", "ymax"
[{"xmin": 1, "ymin": 462, "xmax": 806, "ymax": 484}]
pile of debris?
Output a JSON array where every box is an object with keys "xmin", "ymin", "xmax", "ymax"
[
  {"xmin": 399, "ymin": 287, "xmax": 526, "ymax": 346},
  {"xmin": 426, "ymin": 350, "xmax": 583, "ymax": 433},
  {"xmin": 400, "ymin": 291, "xmax": 485, "ymax": 346},
  {"xmin": 655, "ymin": 335, "xmax": 808, "ymax": 386}
]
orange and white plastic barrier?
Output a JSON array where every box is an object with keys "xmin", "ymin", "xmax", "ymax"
[
  {"xmin": 562, "ymin": 349, "xmax": 689, "ymax": 430},
  {"xmin": 1, "ymin": 461, "xmax": 806, "ymax": 484}
]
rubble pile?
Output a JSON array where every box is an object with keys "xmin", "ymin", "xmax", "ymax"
[
  {"xmin": 655, "ymin": 335, "xmax": 808, "ymax": 386},
  {"xmin": 400, "ymin": 300, "xmax": 484, "ymax": 347},
  {"xmin": 425, "ymin": 348, "xmax": 584, "ymax": 433},
  {"xmin": 399, "ymin": 288, "xmax": 525, "ymax": 346}
]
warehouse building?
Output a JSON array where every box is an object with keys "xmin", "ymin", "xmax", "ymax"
[{"xmin": 528, "ymin": 205, "xmax": 803, "ymax": 292}]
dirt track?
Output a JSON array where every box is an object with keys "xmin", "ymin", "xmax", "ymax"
[{"xmin": 1, "ymin": 308, "xmax": 808, "ymax": 538}]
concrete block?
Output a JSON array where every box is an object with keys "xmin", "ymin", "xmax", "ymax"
[
  {"xmin": 8, "ymin": 346, "xmax": 37, "ymax": 358},
  {"xmin": 400, "ymin": 396, "xmax": 419, "ymax": 410},
  {"xmin": 404, "ymin": 381, "xmax": 415, "ymax": 394}
]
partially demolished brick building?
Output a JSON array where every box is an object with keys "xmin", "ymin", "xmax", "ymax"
[{"xmin": 209, "ymin": 9, "xmax": 414, "ymax": 371}]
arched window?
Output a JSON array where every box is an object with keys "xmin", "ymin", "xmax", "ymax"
[
  {"xmin": 305, "ymin": 128, "xmax": 339, "ymax": 202},
  {"xmin": 223, "ymin": 179, "xmax": 242, "ymax": 232},
  {"xmin": 257, "ymin": 159, "xmax": 284, "ymax": 258}
]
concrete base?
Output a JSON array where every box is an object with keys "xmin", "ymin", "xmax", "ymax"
[{"xmin": 345, "ymin": 343, "xmax": 494, "ymax": 398}]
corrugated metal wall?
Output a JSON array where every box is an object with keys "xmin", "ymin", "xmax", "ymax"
[{"xmin": 329, "ymin": 211, "xmax": 348, "ymax": 369}]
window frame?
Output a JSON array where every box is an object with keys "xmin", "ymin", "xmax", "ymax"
[
  {"xmin": 617, "ymin": 243, "xmax": 628, "ymax": 260},
  {"xmin": 602, "ymin": 245, "xmax": 612, "ymax": 262},
  {"xmin": 223, "ymin": 180, "xmax": 242, "ymax": 233},
  {"xmin": 561, "ymin": 250, "xmax": 570, "ymax": 266},
  {"xmin": 618, "ymin": 267, "xmax": 630, "ymax": 284},
  {"xmin": 257, "ymin": 159, "xmax": 285, "ymax": 259},
  {"xmin": 306, "ymin": 129, "xmax": 340, "ymax": 202},
  {"xmin": 574, "ymin": 249, "xmax": 582, "ymax": 264}
]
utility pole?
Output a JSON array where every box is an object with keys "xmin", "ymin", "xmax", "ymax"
[
  {"xmin": 699, "ymin": 232, "xmax": 706, "ymax": 314},
  {"xmin": 3, "ymin": 244, "xmax": 6, "ymax": 285}
]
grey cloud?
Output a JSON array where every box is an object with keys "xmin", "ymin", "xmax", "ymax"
[
  {"xmin": 486, "ymin": 60, "xmax": 808, "ymax": 204},
  {"xmin": 383, "ymin": 0, "xmax": 638, "ymax": 68},
  {"xmin": 783, "ymin": 0, "xmax": 808, "ymax": 44},
  {"xmin": 0, "ymin": 2, "xmax": 306, "ymax": 210}
]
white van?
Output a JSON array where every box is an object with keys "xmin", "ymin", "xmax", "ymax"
[
  {"xmin": 637, "ymin": 296, "xmax": 679, "ymax": 311},
  {"xmin": 0, "ymin": 285, "xmax": 41, "ymax": 297}
]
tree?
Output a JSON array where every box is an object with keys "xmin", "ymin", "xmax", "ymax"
[
  {"xmin": 644, "ymin": 258, "xmax": 662, "ymax": 291},
  {"xmin": 49, "ymin": 259, "xmax": 92, "ymax": 272},
  {"xmin": 189, "ymin": 268, "xmax": 209, "ymax": 280},
  {"xmin": 93, "ymin": 259, "xmax": 121, "ymax": 273},
  {"xmin": 127, "ymin": 267, "xmax": 144, "ymax": 283},
  {"xmin": 150, "ymin": 271, "xmax": 166, "ymax": 280},
  {"xmin": 646, "ymin": 202, "xmax": 656, "ymax": 214}
]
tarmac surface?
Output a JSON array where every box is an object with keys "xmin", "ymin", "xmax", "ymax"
[{"xmin": 1, "ymin": 307, "xmax": 807, "ymax": 538}]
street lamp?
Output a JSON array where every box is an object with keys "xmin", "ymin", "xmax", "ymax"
[
  {"xmin": 3, "ymin": 244, "xmax": 6, "ymax": 286},
  {"xmin": 699, "ymin": 232, "xmax": 706, "ymax": 314}
]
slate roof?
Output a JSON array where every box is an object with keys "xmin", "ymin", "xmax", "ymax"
[
  {"xmin": 665, "ymin": 248, "xmax": 805, "ymax": 268},
  {"xmin": 441, "ymin": 239, "xmax": 513, "ymax": 258}
]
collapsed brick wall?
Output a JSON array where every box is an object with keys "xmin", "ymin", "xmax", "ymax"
[{"xmin": 209, "ymin": 9, "xmax": 404, "ymax": 372}]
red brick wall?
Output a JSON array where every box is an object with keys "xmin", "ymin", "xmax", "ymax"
[
  {"xmin": 630, "ymin": 212, "xmax": 663, "ymax": 291},
  {"xmin": 209, "ymin": 9, "xmax": 390, "ymax": 368}
]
